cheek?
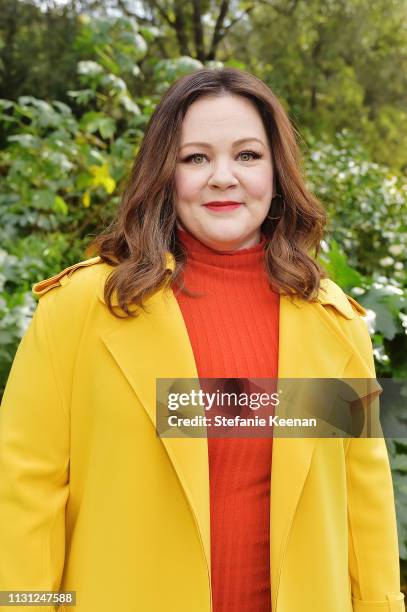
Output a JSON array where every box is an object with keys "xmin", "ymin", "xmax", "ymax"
[
  {"xmin": 174, "ymin": 168, "xmax": 203, "ymax": 202},
  {"xmin": 244, "ymin": 167, "xmax": 273, "ymax": 200}
]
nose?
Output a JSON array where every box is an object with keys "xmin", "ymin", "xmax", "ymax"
[{"xmin": 207, "ymin": 160, "xmax": 239, "ymax": 189}]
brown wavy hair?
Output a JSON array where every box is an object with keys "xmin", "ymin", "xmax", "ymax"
[{"xmin": 86, "ymin": 67, "xmax": 327, "ymax": 319}]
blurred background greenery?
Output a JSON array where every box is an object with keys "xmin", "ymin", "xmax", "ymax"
[{"xmin": 0, "ymin": 0, "xmax": 406, "ymax": 594}]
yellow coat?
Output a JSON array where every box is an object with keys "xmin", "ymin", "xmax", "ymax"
[{"xmin": 0, "ymin": 255, "xmax": 404, "ymax": 612}]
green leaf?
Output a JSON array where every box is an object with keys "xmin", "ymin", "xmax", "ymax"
[
  {"xmin": 79, "ymin": 112, "xmax": 116, "ymax": 139},
  {"xmin": 392, "ymin": 454, "xmax": 407, "ymax": 473},
  {"xmin": 139, "ymin": 25, "xmax": 161, "ymax": 43},
  {"xmin": 319, "ymin": 239, "xmax": 363, "ymax": 289},
  {"xmin": 0, "ymin": 99, "xmax": 14, "ymax": 110},
  {"xmin": 52, "ymin": 101, "xmax": 73, "ymax": 116},
  {"xmin": 120, "ymin": 95, "xmax": 141, "ymax": 115},
  {"xmin": 8, "ymin": 134, "xmax": 40, "ymax": 149},
  {"xmin": 17, "ymin": 97, "xmax": 53, "ymax": 114},
  {"xmin": 361, "ymin": 289, "xmax": 401, "ymax": 340},
  {"xmin": 53, "ymin": 196, "xmax": 68, "ymax": 215},
  {"xmin": 80, "ymin": 111, "xmax": 105, "ymax": 133},
  {"xmin": 98, "ymin": 117, "xmax": 116, "ymax": 139},
  {"xmin": 31, "ymin": 190, "xmax": 56, "ymax": 210},
  {"xmin": 67, "ymin": 89, "xmax": 96, "ymax": 105}
]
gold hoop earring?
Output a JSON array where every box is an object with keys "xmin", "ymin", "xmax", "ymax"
[{"xmin": 267, "ymin": 193, "xmax": 286, "ymax": 220}]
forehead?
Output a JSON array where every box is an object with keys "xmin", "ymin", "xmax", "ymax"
[{"xmin": 180, "ymin": 95, "xmax": 267, "ymax": 140}]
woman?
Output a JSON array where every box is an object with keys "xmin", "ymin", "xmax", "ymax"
[{"xmin": 0, "ymin": 68, "xmax": 404, "ymax": 612}]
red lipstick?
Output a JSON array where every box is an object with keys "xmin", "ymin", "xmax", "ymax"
[{"xmin": 203, "ymin": 201, "xmax": 242, "ymax": 212}]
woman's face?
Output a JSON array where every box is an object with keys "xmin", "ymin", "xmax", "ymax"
[{"xmin": 174, "ymin": 94, "xmax": 274, "ymax": 252}]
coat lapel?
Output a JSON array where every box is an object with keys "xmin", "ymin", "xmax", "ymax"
[
  {"xmin": 270, "ymin": 292, "xmax": 350, "ymax": 610},
  {"xmin": 97, "ymin": 256, "xmax": 370, "ymax": 609},
  {"xmin": 98, "ymin": 265, "xmax": 212, "ymax": 573}
]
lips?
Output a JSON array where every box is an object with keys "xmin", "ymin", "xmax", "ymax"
[{"xmin": 203, "ymin": 201, "xmax": 243, "ymax": 212}]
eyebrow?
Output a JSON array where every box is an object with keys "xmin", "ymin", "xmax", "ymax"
[{"xmin": 179, "ymin": 137, "xmax": 265, "ymax": 150}]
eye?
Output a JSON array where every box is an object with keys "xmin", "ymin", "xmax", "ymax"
[
  {"xmin": 184, "ymin": 153, "xmax": 207, "ymax": 165},
  {"xmin": 182, "ymin": 150, "xmax": 263, "ymax": 165},
  {"xmin": 239, "ymin": 150, "xmax": 262, "ymax": 161}
]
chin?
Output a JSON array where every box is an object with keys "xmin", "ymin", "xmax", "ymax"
[
  {"xmin": 205, "ymin": 230, "xmax": 244, "ymax": 243},
  {"xmin": 202, "ymin": 222, "xmax": 246, "ymax": 237}
]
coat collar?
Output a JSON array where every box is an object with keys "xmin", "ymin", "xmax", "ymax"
[{"xmin": 97, "ymin": 252, "xmax": 371, "ymax": 610}]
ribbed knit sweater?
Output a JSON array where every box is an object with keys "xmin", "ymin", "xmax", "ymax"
[{"xmin": 173, "ymin": 226, "xmax": 280, "ymax": 612}]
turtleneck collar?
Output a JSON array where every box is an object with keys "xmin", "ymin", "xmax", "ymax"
[{"xmin": 176, "ymin": 226, "xmax": 268, "ymax": 270}]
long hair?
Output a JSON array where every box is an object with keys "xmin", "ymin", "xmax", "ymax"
[{"xmin": 86, "ymin": 67, "xmax": 327, "ymax": 318}]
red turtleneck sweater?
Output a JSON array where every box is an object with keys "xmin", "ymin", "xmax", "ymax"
[{"xmin": 173, "ymin": 226, "xmax": 280, "ymax": 612}]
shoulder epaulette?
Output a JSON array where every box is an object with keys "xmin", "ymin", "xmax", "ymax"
[
  {"xmin": 344, "ymin": 293, "xmax": 367, "ymax": 317},
  {"xmin": 32, "ymin": 256, "xmax": 102, "ymax": 298},
  {"xmin": 317, "ymin": 278, "xmax": 367, "ymax": 319}
]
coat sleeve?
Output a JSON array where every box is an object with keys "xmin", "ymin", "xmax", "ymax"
[
  {"xmin": 0, "ymin": 298, "xmax": 69, "ymax": 610},
  {"xmin": 344, "ymin": 315, "xmax": 405, "ymax": 612}
]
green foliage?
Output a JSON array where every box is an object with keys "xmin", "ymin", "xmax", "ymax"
[
  {"xmin": 318, "ymin": 239, "xmax": 363, "ymax": 288},
  {"xmin": 305, "ymin": 130, "xmax": 407, "ymax": 280},
  {"xmin": 0, "ymin": 248, "xmax": 42, "ymax": 390},
  {"xmin": 235, "ymin": 0, "xmax": 407, "ymax": 172},
  {"xmin": 0, "ymin": 0, "xmax": 82, "ymax": 102},
  {"xmin": 307, "ymin": 129, "xmax": 407, "ymax": 380}
]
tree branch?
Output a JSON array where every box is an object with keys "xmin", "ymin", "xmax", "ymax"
[
  {"xmin": 207, "ymin": 2, "xmax": 255, "ymax": 60},
  {"xmin": 115, "ymin": 0, "xmax": 157, "ymax": 24},
  {"xmin": 207, "ymin": 0, "xmax": 229, "ymax": 59},
  {"xmin": 192, "ymin": 0, "xmax": 205, "ymax": 61},
  {"xmin": 173, "ymin": 1, "xmax": 192, "ymax": 56},
  {"xmin": 149, "ymin": 0, "xmax": 176, "ymax": 28}
]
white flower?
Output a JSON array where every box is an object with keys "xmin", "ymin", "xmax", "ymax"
[
  {"xmin": 78, "ymin": 61, "xmax": 104, "ymax": 76},
  {"xmin": 399, "ymin": 313, "xmax": 407, "ymax": 334},
  {"xmin": 379, "ymin": 256, "xmax": 394, "ymax": 267},
  {"xmin": 351, "ymin": 287, "xmax": 365, "ymax": 296},
  {"xmin": 320, "ymin": 239, "xmax": 329, "ymax": 253},
  {"xmin": 379, "ymin": 285, "xmax": 404, "ymax": 296},
  {"xmin": 373, "ymin": 346, "xmax": 390, "ymax": 364},
  {"xmin": 388, "ymin": 244, "xmax": 404, "ymax": 256},
  {"xmin": 363, "ymin": 309, "xmax": 376, "ymax": 335},
  {"xmin": 17, "ymin": 293, "xmax": 36, "ymax": 334}
]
